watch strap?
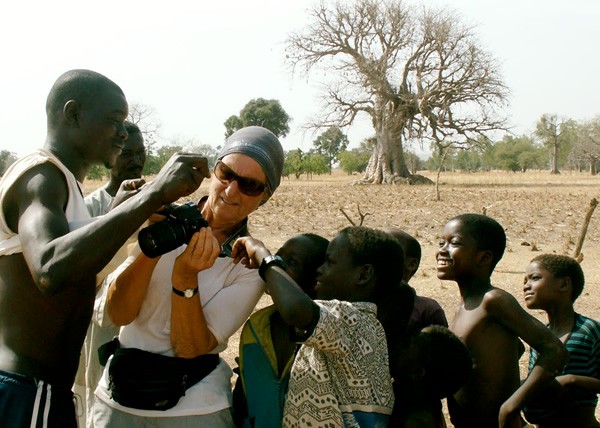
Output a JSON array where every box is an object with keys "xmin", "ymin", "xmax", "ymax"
[
  {"xmin": 258, "ymin": 255, "xmax": 286, "ymax": 281},
  {"xmin": 172, "ymin": 287, "xmax": 199, "ymax": 298}
]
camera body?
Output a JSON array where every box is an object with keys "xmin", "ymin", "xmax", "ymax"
[{"xmin": 138, "ymin": 201, "xmax": 208, "ymax": 258}]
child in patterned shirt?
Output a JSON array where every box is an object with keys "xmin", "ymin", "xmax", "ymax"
[
  {"xmin": 522, "ymin": 254, "xmax": 600, "ymax": 428},
  {"xmin": 232, "ymin": 226, "xmax": 399, "ymax": 427}
]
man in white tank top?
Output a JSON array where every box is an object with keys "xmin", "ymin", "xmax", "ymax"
[{"xmin": 0, "ymin": 69, "xmax": 210, "ymax": 427}]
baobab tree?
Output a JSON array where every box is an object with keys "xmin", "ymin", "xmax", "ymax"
[{"xmin": 286, "ymin": 0, "xmax": 508, "ymax": 184}]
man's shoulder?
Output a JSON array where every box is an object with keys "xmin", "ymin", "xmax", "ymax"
[
  {"xmin": 2, "ymin": 152, "xmax": 66, "ymax": 184},
  {"xmin": 2, "ymin": 159, "xmax": 69, "ymax": 207}
]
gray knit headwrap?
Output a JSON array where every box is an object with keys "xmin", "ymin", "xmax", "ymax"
[{"xmin": 217, "ymin": 126, "xmax": 284, "ymax": 194}]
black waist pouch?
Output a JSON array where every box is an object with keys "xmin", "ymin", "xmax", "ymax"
[{"xmin": 99, "ymin": 338, "xmax": 219, "ymax": 411}]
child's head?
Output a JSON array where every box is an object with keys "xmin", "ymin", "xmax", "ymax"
[
  {"xmin": 276, "ymin": 233, "xmax": 329, "ymax": 299},
  {"xmin": 437, "ymin": 213, "xmax": 506, "ymax": 281},
  {"xmin": 315, "ymin": 226, "xmax": 404, "ymax": 302},
  {"xmin": 523, "ymin": 254, "xmax": 585, "ymax": 308},
  {"xmin": 397, "ymin": 325, "xmax": 472, "ymax": 400},
  {"xmin": 383, "ymin": 227, "xmax": 421, "ymax": 282}
]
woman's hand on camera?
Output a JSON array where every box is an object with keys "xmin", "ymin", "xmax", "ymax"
[{"xmin": 172, "ymin": 228, "xmax": 220, "ymax": 283}]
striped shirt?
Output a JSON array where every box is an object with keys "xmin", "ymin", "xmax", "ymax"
[{"xmin": 524, "ymin": 313, "xmax": 600, "ymax": 422}]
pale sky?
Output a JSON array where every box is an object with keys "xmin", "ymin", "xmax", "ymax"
[{"xmin": 2, "ymin": 0, "xmax": 598, "ymax": 158}]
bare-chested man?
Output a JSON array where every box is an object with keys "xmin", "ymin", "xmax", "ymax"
[{"xmin": 0, "ymin": 69, "xmax": 209, "ymax": 427}]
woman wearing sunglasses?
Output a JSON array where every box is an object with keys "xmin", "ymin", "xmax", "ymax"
[{"xmin": 92, "ymin": 126, "xmax": 284, "ymax": 427}]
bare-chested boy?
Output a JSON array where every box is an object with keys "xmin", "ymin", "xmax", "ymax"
[
  {"xmin": 0, "ymin": 69, "xmax": 209, "ymax": 427},
  {"xmin": 437, "ymin": 213, "xmax": 568, "ymax": 428}
]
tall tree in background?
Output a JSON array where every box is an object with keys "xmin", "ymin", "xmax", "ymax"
[
  {"xmin": 286, "ymin": 0, "xmax": 508, "ymax": 184},
  {"xmin": 313, "ymin": 126, "xmax": 349, "ymax": 172},
  {"xmin": 486, "ymin": 135, "xmax": 541, "ymax": 172},
  {"xmin": 535, "ymin": 114, "xmax": 576, "ymax": 174},
  {"xmin": 571, "ymin": 117, "xmax": 600, "ymax": 175},
  {"xmin": 224, "ymin": 98, "xmax": 291, "ymax": 138},
  {"xmin": 303, "ymin": 151, "xmax": 330, "ymax": 179},
  {"xmin": 284, "ymin": 149, "xmax": 305, "ymax": 179}
]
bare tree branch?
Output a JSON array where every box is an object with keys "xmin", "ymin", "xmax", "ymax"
[{"xmin": 286, "ymin": 0, "xmax": 508, "ymax": 183}]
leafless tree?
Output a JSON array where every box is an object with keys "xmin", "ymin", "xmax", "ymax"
[
  {"xmin": 285, "ymin": 0, "xmax": 508, "ymax": 184},
  {"xmin": 534, "ymin": 114, "xmax": 576, "ymax": 174},
  {"xmin": 570, "ymin": 117, "xmax": 600, "ymax": 175},
  {"xmin": 128, "ymin": 103, "xmax": 162, "ymax": 154}
]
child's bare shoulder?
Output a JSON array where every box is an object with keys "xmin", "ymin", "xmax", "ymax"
[{"xmin": 481, "ymin": 287, "xmax": 523, "ymax": 315}]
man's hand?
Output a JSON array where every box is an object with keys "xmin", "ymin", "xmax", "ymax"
[
  {"xmin": 149, "ymin": 153, "xmax": 211, "ymax": 205},
  {"xmin": 111, "ymin": 178, "xmax": 146, "ymax": 209}
]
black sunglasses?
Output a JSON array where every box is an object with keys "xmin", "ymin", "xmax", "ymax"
[{"xmin": 213, "ymin": 161, "xmax": 268, "ymax": 197}]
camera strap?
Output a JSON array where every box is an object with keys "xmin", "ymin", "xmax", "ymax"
[{"xmin": 219, "ymin": 219, "xmax": 249, "ymax": 258}]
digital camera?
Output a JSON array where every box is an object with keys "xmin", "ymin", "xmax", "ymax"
[{"xmin": 138, "ymin": 201, "xmax": 208, "ymax": 258}]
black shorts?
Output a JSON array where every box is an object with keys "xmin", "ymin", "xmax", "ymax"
[{"xmin": 0, "ymin": 369, "xmax": 77, "ymax": 428}]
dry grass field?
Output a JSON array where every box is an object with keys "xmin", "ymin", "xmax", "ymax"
[{"xmin": 85, "ymin": 169, "xmax": 600, "ymax": 424}]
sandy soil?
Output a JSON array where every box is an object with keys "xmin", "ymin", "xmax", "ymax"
[{"xmin": 85, "ymin": 169, "xmax": 600, "ymax": 424}]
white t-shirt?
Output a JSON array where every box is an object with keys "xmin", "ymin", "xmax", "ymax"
[
  {"xmin": 85, "ymin": 186, "xmax": 113, "ymax": 217},
  {"xmin": 95, "ymin": 245, "xmax": 264, "ymax": 417}
]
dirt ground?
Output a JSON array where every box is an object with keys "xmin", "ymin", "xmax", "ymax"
[{"xmin": 85, "ymin": 169, "xmax": 600, "ymax": 424}]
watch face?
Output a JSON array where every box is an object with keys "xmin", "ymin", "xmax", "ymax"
[{"xmin": 184, "ymin": 288, "xmax": 195, "ymax": 298}]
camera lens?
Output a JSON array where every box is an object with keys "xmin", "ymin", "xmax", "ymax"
[
  {"xmin": 137, "ymin": 202, "xmax": 208, "ymax": 258},
  {"xmin": 138, "ymin": 221, "xmax": 187, "ymax": 258}
]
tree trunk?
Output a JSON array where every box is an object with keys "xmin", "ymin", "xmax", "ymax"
[
  {"xmin": 363, "ymin": 129, "xmax": 410, "ymax": 183},
  {"xmin": 550, "ymin": 142, "xmax": 560, "ymax": 174},
  {"xmin": 435, "ymin": 147, "xmax": 451, "ymax": 201}
]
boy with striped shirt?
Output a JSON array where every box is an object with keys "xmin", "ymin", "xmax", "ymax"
[{"xmin": 523, "ymin": 254, "xmax": 600, "ymax": 427}]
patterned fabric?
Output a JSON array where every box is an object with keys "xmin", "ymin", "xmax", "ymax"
[
  {"xmin": 524, "ymin": 313, "xmax": 600, "ymax": 422},
  {"xmin": 283, "ymin": 300, "xmax": 394, "ymax": 428}
]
